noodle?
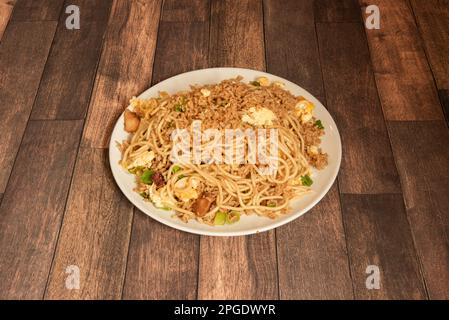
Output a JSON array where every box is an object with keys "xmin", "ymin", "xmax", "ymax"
[{"xmin": 119, "ymin": 76, "xmax": 328, "ymax": 225}]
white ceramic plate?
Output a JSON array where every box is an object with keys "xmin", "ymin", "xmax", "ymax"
[{"xmin": 109, "ymin": 67, "xmax": 341, "ymax": 236}]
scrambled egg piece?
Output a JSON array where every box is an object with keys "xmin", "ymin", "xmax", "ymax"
[
  {"xmin": 242, "ymin": 107, "xmax": 277, "ymax": 126},
  {"xmin": 127, "ymin": 151, "xmax": 155, "ymax": 169},
  {"xmin": 174, "ymin": 177, "xmax": 200, "ymax": 202},
  {"xmin": 200, "ymin": 88, "xmax": 211, "ymax": 97},
  {"xmin": 272, "ymin": 81, "xmax": 285, "ymax": 88},
  {"xmin": 129, "ymin": 97, "xmax": 158, "ymax": 112},
  {"xmin": 295, "ymin": 100, "xmax": 315, "ymax": 123},
  {"xmin": 288, "ymin": 177, "xmax": 302, "ymax": 186},
  {"xmin": 149, "ymin": 185, "xmax": 174, "ymax": 209},
  {"xmin": 308, "ymin": 146, "xmax": 319, "ymax": 155},
  {"xmin": 256, "ymin": 76, "xmax": 270, "ymax": 86}
]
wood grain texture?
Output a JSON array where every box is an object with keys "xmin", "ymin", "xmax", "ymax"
[
  {"xmin": 264, "ymin": 0, "xmax": 352, "ymax": 300},
  {"xmin": 314, "ymin": 0, "xmax": 361, "ymax": 23},
  {"xmin": 30, "ymin": 0, "xmax": 113, "ymax": 120},
  {"xmin": 277, "ymin": 185, "xmax": 353, "ymax": 299},
  {"xmin": 0, "ymin": 0, "xmax": 15, "ymax": 40},
  {"xmin": 209, "ymin": 0, "xmax": 265, "ymax": 69},
  {"xmin": 123, "ymin": 214, "xmax": 200, "ymax": 300},
  {"xmin": 410, "ymin": 0, "xmax": 449, "ymax": 89},
  {"xmin": 316, "ymin": 22, "xmax": 401, "ymax": 194},
  {"xmin": 151, "ymin": 0, "xmax": 210, "ymax": 84},
  {"xmin": 198, "ymin": 0, "xmax": 278, "ymax": 300},
  {"xmin": 45, "ymin": 147, "xmax": 134, "ymax": 300},
  {"xmin": 439, "ymin": 90, "xmax": 449, "ymax": 125},
  {"xmin": 0, "ymin": 120, "xmax": 83, "ymax": 299},
  {"xmin": 0, "ymin": 21, "xmax": 57, "ymax": 193},
  {"xmin": 11, "ymin": 0, "xmax": 64, "ymax": 21},
  {"xmin": 359, "ymin": 0, "xmax": 443, "ymax": 120},
  {"xmin": 82, "ymin": 0, "xmax": 162, "ymax": 148},
  {"xmin": 264, "ymin": 0, "xmax": 324, "ymax": 101},
  {"xmin": 199, "ymin": 233, "xmax": 278, "ymax": 300},
  {"xmin": 341, "ymin": 193, "xmax": 426, "ymax": 299},
  {"xmin": 122, "ymin": 0, "xmax": 209, "ymax": 300},
  {"xmin": 388, "ymin": 121, "xmax": 449, "ymax": 299}
]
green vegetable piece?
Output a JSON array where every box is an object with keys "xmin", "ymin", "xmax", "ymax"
[
  {"xmin": 301, "ymin": 175, "xmax": 313, "ymax": 187},
  {"xmin": 214, "ymin": 211, "xmax": 227, "ymax": 225},
  {"xmin": 267, "ymin": 202, "xmax": 276, "ymax": 208},
  {"xmin": 172, "ymin": 165, "xmax": 181, "ymax": 173},
  {"xmin": 226, "ymin": 211, "xmax": 240, "ymax": 224},
  {"xmin": 141, "ymin": 169, "xmax": 155, "ymax": 184},
  {"xmin": 174, "ymin": 104, "xmax": 184, "ymax": 112},
  {"xmin": 250, "ymin": 81, "xmax": 260, "ymax": 87},
  {"xmin": 315, "ymin": 120, "xmax": 324, "ymax": 129}
]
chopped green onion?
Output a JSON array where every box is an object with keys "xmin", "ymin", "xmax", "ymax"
[
  {"xmin": 177, "ymin": 174, "xmax": 186, "ymax": 181},
  {"xmin": 315, "ymin": 120, "xmax": 324, "ymax": 129},
  {"xmin": 267, "ymin": 202, "xmax": 276, "ymax": 208},
  {"xmin": 141, "ymin": 169, "xmax": 155, "ymax": 184},
  {"xmin": 301, "ymin": 175, "xmax": 313, "ymax": 187},
  {"xmin": 214, "ymin": 211, "xmax": 227, "ymax": 225},
  {"xmin": 172, "ymin": 165, "xmax": 181, "ymax": 174},
  {"xmin": 174, "ymin": 104, "xmax": 184, "ymax": 112},
  {"xmin": 226, "ymin": 211, "xmax": 240, "ymax": 224},
  {"xmin": 250, "ymin": 81, "xmax": 260, "ymax": 87}
]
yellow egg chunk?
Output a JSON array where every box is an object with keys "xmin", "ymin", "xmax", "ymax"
[
  {"xmin": 242, "ymin": 107, "xmax": 277, "ymax": 126},
  {"xmin": 308, "ymin": 145, "xmax": 319, "ymax": 155},
  {"xmin": 272, "ymin": 81, "xmax": 285, "ymax": 88},
  {"xmin": 257, "ymin": 76, "xmax": 270, "ymax": 86},
  {"xmin": 127, "ymin": 151, "xmax": 155, "ymax": 169},
  {"xmin": 149, "ymin": 185, "xmax": 174, "ymax": 208},
  {"xmin": 200, "ymin": 88, "xmax": 211, "ymax": 97},
  {"xmin": 174, "ymin": 177, "xmax": 200, "ymax": 202}
]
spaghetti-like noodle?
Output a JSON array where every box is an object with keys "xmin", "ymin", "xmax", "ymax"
[{"xmin": 119, "ymin": 76, "xmax": 327, "ymax": 225}]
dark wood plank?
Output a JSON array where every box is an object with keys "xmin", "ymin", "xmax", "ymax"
[
  {"xmin": 439, "ymin": 90, "xmax": 449, "ymax": 126},
  {"xmin": 122, "ymin": 0, "xmax": 209, "ymax": 300},
  {"xmin": 314, "ymin": 0, "xmax": 361, "ymax": 23},
  {"xmin": 0, "ymin": 0, "xmax": 15, "ymax": 40},
  {"xmin": 359, "ymin": 0, "xmax": 443, "ymax": 120},
  {"xmin": 45, "ymin": 147, "xmax": 133, "ymax": 299},
  {"xmin": 410, "ymin": 0, "xmax": 449, "ymax": 89},
  {"xmin": 341, "ymin": 194, "xmax": 426, "ymax": 299},
  {"xmin": 30, "ymin": 0, "xmax": 113, "ymax": 120},
  {"xmin": 198, "ymin": 0, "xmax": 278, "ymax": 300},
  {"xmin": 264, "ymin": 0, "xmax": 353, "ymax": 299},
  {"xmin": 264, "ymin": 0, "xmax": 324, "ymax": 100},
  {"xmin": 208, "ymin": 0, "xmax": 265, "ymax": 69},
  {"xmin": 0, "ymin": 21, "xmax": 57, "ymax": 193},
  {"xmin": 0, "ymin": 120, "xmax": 83, "ymax": 299},
  {"xmin": 45, "ymin": 0, "xmax": 162, "ymax": 299},
  {"xmin": 11, "ymin": 0, "xmax": 64, "ymax": 21},
  {"xmin": 151, "ymin": 0, "xmax": 209, "ymax": 84},
  {"xmin": 123, "ymin": 215, "xmax": 199, "ymax": 300},
  {"xmin": 81, "ymin": 0, "xmax": 162, "ymax": 148},
  {"xmin": 388, "ymin": 121, "xmax": 449, "ymax": 299},
  {"xmin": 277, "ymin": 185, "xmax": 353, "ymax": 299},
  {"xmin": 316, "ymin": 22, "xmax": 401, "ymax": 194}
]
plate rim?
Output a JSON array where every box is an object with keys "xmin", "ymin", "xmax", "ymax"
[{"xmin": 108, "ymin": 67, "xmax": 342, "ymax": 236}]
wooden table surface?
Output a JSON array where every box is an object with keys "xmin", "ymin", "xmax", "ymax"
[{"xmin": 0, "ymin": 0, "xmax": 448, "ymax": 300}]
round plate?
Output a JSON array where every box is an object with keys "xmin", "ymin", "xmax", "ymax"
[{"xmin": 109, "ymin": 67, "xmax": 341, "ymax": 236}]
